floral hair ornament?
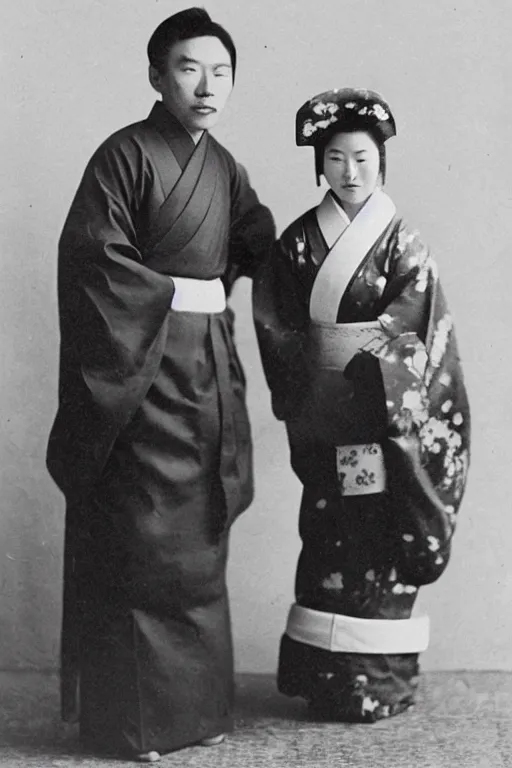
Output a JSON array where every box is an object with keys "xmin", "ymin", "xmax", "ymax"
[{"xmin": 296, "ymin": 87, "xmax": 396, "ymax": 147}]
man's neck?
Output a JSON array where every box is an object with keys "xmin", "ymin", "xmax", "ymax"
[
  {"xmin": 188, "ymin": 129, "xmax": 204, "ymax": 145},
  {"xmin": 160, "ymin": 101, "xmax": 204, "ymax": 144}
]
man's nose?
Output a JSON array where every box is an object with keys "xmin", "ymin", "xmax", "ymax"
[{"xmin": 196, "ymin": 70, "xmax": 215, "ymax": 97}]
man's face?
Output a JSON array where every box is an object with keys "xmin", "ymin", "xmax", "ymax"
[{"xmin": 150, "ymin": 36, "xmax": 233, "ymax": 139}]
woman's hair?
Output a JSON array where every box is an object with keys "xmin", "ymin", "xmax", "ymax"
[
  {"xmin": 315, "ymin": 126, "xmax": 387, "ymax": 185},
  {"xmin": 147, "ymin": 7, "xmax": 237, "ymax": 78}
]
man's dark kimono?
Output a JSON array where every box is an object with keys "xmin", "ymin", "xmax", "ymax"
[{"xmin": 47, "ymin": 101, "xmax": 275, "ymax": 756}]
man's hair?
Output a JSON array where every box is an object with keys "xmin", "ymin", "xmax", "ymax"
[{"xmin": 147, "ymin": 7, "xmax": 237, "ymax": 78}]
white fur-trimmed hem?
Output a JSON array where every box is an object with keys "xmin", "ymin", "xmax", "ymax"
[{"xmin": 285, "ymin": 603, "xmax": 429, "ymax": 654}]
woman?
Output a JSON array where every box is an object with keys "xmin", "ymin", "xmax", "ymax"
[{"xmin": 253, "ymin": 88, "xmax": 470, "ymax": 721}]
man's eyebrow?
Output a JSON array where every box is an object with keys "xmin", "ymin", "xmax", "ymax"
[
  {"xmin": 177, "ymin": 56, "xmax": 232, "ymax": 68},
  {"xmin": 178, "ymin": 55, "xmax": 199, "ymax": 65}
]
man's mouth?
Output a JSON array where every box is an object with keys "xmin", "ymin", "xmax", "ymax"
[{"xmin": 193, "ymin": 105, "xmax": 217, "ymax": 114}]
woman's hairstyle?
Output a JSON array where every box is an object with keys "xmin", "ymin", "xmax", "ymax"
[
  {"xmin": 295, "ymin": 88, "xmax": 396, "ymax": 185},
  {"xmin": 315, "ymin": 126, "xmax": 387, "ymax": 185},
  {"xmin": 147, "ymin": 7, "xmax": 237, "ymax": 78}
]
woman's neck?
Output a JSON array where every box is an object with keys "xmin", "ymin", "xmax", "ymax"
[{"xmin": 330, "ymin": 191, "xmax": 367, "ymax": 221}]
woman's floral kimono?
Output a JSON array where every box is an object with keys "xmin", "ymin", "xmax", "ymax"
[{"xmin": 253, "ymin": 189, "xmax": 470, "ymax": 722}]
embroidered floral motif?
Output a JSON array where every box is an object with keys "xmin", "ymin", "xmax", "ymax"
[
  {"xmin": 302, "ymin": 115, "xmax": 338, "ymax": 138},
  {"xmin": 401, "ymin": 388, "xmax": 429, "ymax": 425},
  {"xmin": 312, "ymin": 101, "xmax": 340, "ymax": 116},
  {"xmin": 361, "ymin": 696, "xmax": 380, "ymax": 714},
  {"xmin": 322, "ymin": 572, "xmax": 344, "ymax": 590},
  {"xmin": 403, "ymin": 347, "xmax": 428, "ymax": 380},
  {"xmin": 415, "ymin": 254, "xmax": 437, "ymax": 294},
  {"xmin": 374, "ymin": 275, "xmax": 387, "ymax": 296},
  {"xmin": 391, "ymin": 583, "xmax": 418, "ymax": 595},
  {"xmin": 301, "ymin": 96, "xmax": 390, "ymax": 140},
  {"xmin": 396, "ymin": 228, "xmax": 418, "ymax": 255},
  {"xmin": 372, "ymin": 103, "xmax": 389, "ymax": 121},
  {"xmin": 429, "ymin": 312, "xmax": 453, "ymax": 373},
  {"xmin": 316, "ymin": 117, "xmax": 338, "ymax": 131},
  {"xmin": 302, "ymin": 120, "xmax": 316, "ymax": 139}
]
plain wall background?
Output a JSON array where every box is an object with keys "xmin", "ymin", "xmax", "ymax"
[{"xmin": 1, "ymin": 0, "xmax": 511, "ymax": 673}]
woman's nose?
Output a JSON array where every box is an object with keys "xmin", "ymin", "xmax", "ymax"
[{"xmin": 344, "ymin": 160, "xmax": 357, "ymax": 180}]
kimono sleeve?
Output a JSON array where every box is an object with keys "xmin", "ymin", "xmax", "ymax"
[
  {"xmin": 368, "ymin": 223, "xmax": 471, "ymax": 585},
  {"xmin": 47, "ymin": 136, "xmax": 174, "ymax": 497},
  {"xmin": 224, "ymin": 158, "xmax": 276, "ymax": 290},
  {"xmin": 253, "ymin": 234, "xmax": 311, "ymax": 421}
]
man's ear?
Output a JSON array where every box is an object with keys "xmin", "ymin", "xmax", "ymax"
[{"xmin": 149, "ymin": 65, "xmax": 161, "ymax": 93}]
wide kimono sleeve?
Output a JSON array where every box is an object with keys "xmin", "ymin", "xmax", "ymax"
[
  {"xmin": 366, "ymin": 222, "xmax": 471, "ymax": 585},
  {"xmin": 47, "ymin": 135, "xmax": 175, "ymax": 498},
  {"xmin": 222, "ymin": 155, "xmax": 276, "ymax": 291},
  {"xmin": 252, "ymin": 223, "xmax": 315, "ymax": 422}
]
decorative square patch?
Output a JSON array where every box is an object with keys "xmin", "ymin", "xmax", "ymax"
[{"xmin": 336, "ymin": 443, "xmax": 386, "ymax": 495}]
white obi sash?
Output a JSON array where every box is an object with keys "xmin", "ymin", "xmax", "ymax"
[
  {"xmin": 308, "ymin": 189, "xmax": 396, "ymax": 496},
  {"xmin": 170, "ymin": 276, "xmax": 226, "ymax": 313}
]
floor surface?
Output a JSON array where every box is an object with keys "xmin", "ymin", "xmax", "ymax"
[{"xmin": 0, "ymin": 671, "xmax": 511, "ymax": 767}]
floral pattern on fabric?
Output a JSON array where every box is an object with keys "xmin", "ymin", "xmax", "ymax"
[{"xmin": 253, "ymin": 206, "xmax": 470, "ymax": 722}]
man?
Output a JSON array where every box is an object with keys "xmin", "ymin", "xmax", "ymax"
[{"xmin": 47, "ymin": 8, "xmax": 275, "ymax": 762}]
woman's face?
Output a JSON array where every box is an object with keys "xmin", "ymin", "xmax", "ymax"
[{"xmin": 323, "ymin": 131, "xmax": 381, "ymax": 216}]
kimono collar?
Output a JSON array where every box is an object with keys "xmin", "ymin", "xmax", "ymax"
[
  {"xmin": 147, "ymin": 101, "xmax": 197, "ymax": 169},
  {"xmin": 316, "ymin": 191, "xmax": 351, "ymax": 250},
  {"xmin": 310, "ymin": 188, "xmax": 396, "ymax": 322}
]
